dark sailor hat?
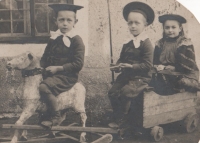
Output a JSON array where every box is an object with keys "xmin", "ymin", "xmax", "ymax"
[
  {"xmin": 159, "ymin": 14, "xmax": 187, "ymax": 24},
  {"xmin": 48, "ymin": 4, "xmax": 83, "ymax": 13},
  {"xmin": 123, "ymin": 1, "xmax": 155, "ymax": 25}
]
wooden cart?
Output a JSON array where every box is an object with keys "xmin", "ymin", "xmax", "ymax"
[{"xmin": 131, "ymin": 90, "xmax": 199, "ymax": 141}]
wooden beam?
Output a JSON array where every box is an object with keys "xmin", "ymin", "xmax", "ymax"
[
  {"xmin": 1, "ymin": 124, "xmax": 118, "ymax": 134},
  {"xmin": 31, "ymin": 123, "xmax": 79, "ymax": 139},
  {"xmin": 58, "ymin": 133, "xmax": 79, "ymax": 142},
  {"xmin": 0, "ymin": 136, "xmax": 74, "ymax": 143},
  {"xmin": 0, "ymin": 138, "xmax": 11, "ymax": 142},
  {"xmin": 0, "ymin": 133, "xmax": 113, "ymax": 143}
]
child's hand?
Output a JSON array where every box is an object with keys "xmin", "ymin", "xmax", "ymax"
[
  {"xmin": 110, "ymin": 63, "xmax": 115, "ymax": 67},
  {"xmin": 110, "ymin": 66, "xmax": 121, "ymax": 72},
  {"xmin": 154, "ymin": 65, "xmax": 165, "ymax": 71},
  {"xmin": 119, "ymin": 63, "xmax": 133, "ymax": 69},
  {"xmin": 110, "ymin": 64, "xmax": 121, "ymax": 72},
  {"xmin": 165, "ymin": 65, "xmax": 175, "ymax": 71},
  {"xmin": 46, "ymin": 66, "xmax": 58, "ymax": 74}
]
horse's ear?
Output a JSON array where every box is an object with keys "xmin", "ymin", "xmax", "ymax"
[{"xmin": 28, "ymin": 53, "xmax": 33, "ymax": 60}]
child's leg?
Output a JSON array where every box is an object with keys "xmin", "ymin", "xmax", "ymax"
[
  {"xmin": 39, "ymin": 84, "xmax": 59, "ymax": 111},
  {"xmin": 108, "ymin": 82, "xmax": 126, "ymax": 120},
  {"xmin": 120, "ymin": 84, "xmax": 135, "ymax": 115},
  {"xmin": 119, "ymin": 96, "xmax": 131, "ymax": 115},
  {"xmin": 117, "ymin": 86, "xmax": 135, "ymax": 130},
  {"xmin": 39, "ymin": 84, "xmax": 61, "ymax": 126}
]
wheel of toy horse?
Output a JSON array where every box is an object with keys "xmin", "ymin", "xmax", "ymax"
[
  {"xmin": 150, "ymin": 126, "xmax": 164, "ymax": 142},
  {"xmin": 184, "ymin": 113, "xmax": 199, "ymax": 133}
]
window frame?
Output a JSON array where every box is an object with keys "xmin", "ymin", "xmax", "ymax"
[{"xmin": 0, "ymin": 0, "xmax": 73, "ymax": 44}]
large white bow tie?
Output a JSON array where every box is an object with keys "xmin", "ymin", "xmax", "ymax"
[{"xmin": 50, "ymin": 30, "xmax": 71, "ymax": 47}]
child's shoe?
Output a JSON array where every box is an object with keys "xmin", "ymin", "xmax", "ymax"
[
  {"xmin": 51, "ymin": 111, "xmax": 62, "ymax": 126},
  {"xmin": 40, "ymin": 111, "xmax": 62, "ymax": 129},
  {"xmin": 108, "ymin": 113, "xmax": 130, "ymax": 129}
]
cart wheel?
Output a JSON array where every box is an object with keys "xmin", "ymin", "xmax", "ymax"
[
  {"xmin": 150, "ymin": 126, "xmax": 164, "ymax": 142},
  {"xmin": 184, "ymin": 113, "xmax": 199, "ymax": 133}
]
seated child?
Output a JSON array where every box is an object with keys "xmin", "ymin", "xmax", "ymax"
[
  {"xmin": 39, "ymin": 4, "xmax": 85, "ymax": 127},
  {"xmin": 108, "ymin": 2, "xmax": 154, "ymax": 129},
  {"xmin": 153, "ymin": 14, "xmax": 199, "ymax": 95}
]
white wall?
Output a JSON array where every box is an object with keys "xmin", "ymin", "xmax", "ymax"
[
  {"xmin": 0, "ymin": 44, "xmax": 46, "ymax": 57},
  {"xmin": 74, "ymin": 0, "xmax": 89, "ymax": 56}
]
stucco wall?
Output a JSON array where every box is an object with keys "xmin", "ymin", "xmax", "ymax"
[{"xmin": 0, "ymin": 0, "xmax": 200, "ymax": 118}]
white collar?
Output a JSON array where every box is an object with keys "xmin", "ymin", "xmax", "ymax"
[
  {"xmin": 123, "ymin": 31, "xmax": 148, "ymax": 48},
  {"xmin": 50, "ymin": 29, "xmax": 77, "ymax": 40},
  {"xmin": 50, "ymin": 29, "xmax": 77, "ymax": 47},
  {"xmin": 132, "ymin": 31, "xmax": 148, "ymax": 42}
]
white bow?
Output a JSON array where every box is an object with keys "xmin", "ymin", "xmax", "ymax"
[{"xmin": 50, "ymin": 29, "xmax": 76, "ymax": 47}]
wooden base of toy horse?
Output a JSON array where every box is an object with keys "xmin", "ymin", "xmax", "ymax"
[
  {"xmin": 0, "ymin": 123, "xmax": 115, "ymax": 143},
  {"xmin": 0, "ymin": 134, "xmax": 112, "ymax": 143}
]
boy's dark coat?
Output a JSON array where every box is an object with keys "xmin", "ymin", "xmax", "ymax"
[{"xmin": 40, "ymin": 35, "xmax": 85, "ymax": 95}]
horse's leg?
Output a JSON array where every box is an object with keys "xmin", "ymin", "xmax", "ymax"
[
  {"xmin": 20, "ymin": 118, "xmax": 33, "ymax": 141},
  {"xmin": 74, "ymin": 86, "xmax": 87, "ymax": 142},
  {"xmin": 20, "ymin": 116, "xmax": 31, "ymax": 141},
  {"xmin": 79, "ymin": 112, "xmax": 87, "ymax": 142},
  {"xmin": 74, "ymin": 103, "xmax": 87, "ymax": 142},
  {"xmin": 11, "ymin": 107, "xmax": 35, "ymax": 143},
  {"xmin": 74, "ymin": 101, "xmax": 87, "ymax": 142},
  {"xmin": 80, "ymin": 112, "xmax": 87, "ymax": 127},
  {"xmin": 11, "ymin": 113, "xmax": 31, "ymax": 143}
]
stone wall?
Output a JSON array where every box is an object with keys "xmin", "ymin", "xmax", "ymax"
[{"xmin": 0, "ymin": 0, "xmax": 200, "ymax": 118}]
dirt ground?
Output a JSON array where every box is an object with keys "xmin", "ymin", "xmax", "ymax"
[{"xmin": 0, "ymin": 108, "xmax": 200, "ymax": 143}]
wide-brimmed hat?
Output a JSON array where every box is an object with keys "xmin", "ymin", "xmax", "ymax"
[
  {"xmin": 49, "ymin": 4, "xmax": 83, "ymax": 13},
  {"xmin": 159, "ymin": 14, "xmax": 187, "ymax": 24},
  {"xmin": 123, "ymin": 1, "xmax": 155, "ymax": 25}
]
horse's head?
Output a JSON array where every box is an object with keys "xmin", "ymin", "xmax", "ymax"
[{"xmin": 6, "ymin": 52, "xmax": 35, "ymax": 71}]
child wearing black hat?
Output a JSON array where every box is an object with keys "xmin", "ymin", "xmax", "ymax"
[
  {"xmin": 39, "ymin": 4, "xmax": 85, "ymax": 127},
  {"xmin": 108, "ymin": 2, "xmax": 154, "ymax": 130},
  {"xmin": 153, "ymin": 14, "xmax": 199, "ymax": 94}
]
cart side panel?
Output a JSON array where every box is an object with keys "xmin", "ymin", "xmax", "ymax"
[
  {"xmin": 143, "ymin": 107, "xmax": 196, "ymax": 128},
  {"xmin": 143, "ymin": 91, "xmax": 197, "ymax": 107},
  {"xmin": 142, "ymin": 91, "xmax": 197, "ymax": 128},
  {"xmin": 144, "ymin": 98, "xmax": 196, "ymax": 117}
]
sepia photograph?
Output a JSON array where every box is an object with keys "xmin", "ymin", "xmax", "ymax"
[{"xmin": 0, "ymin": 0, "xmax": 199, "ymax": 143}]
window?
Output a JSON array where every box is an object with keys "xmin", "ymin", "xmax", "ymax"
[{"xmin": 0, "ymin": 0, "xmax": 73, "ymax": 43}]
